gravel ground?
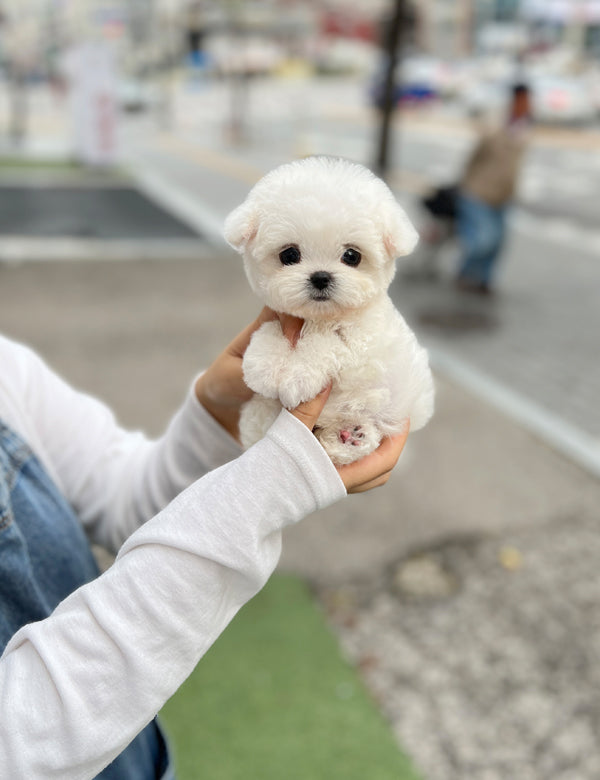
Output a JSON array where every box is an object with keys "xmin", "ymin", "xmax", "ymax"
[{"xmin": 320, "ymin": 516, "xmax": 600, "ymax": 780}]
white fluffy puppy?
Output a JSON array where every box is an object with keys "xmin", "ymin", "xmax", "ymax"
[{"xmin": 224, "ymin": 156, "xmax": 434, "ymax": 465}]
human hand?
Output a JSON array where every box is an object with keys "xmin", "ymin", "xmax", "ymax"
[
  {"xmin": 197, "ymin": 310, "xmax": 408, "ymax": 493},
  {"xmin": 289, "ymin": 388, "xmax": 410, "ymax": 495},
  {"xmin": 195, "ymin": 307, "xmax": 303, "ymax": 442},
  {"xmin": 336, "ymin": 425, "xmax": 409, "ymax": 493}
]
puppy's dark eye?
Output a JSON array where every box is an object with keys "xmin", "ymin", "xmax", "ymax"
[
  {"xmin": 341, "ymin": 248, "xmax": 361, "ymax": 267},
  {"xmin": 279, "ymin": 246, "xmax": 301, "ymax": 265}
]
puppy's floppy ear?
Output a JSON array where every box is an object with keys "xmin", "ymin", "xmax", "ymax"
[
  {"xmin": 223, "ymin": 202, "xmax": 259, "ymax": 252},
  {"xmin": 382, "ymin": 201, "xmax": 419, "ymax": 259}
]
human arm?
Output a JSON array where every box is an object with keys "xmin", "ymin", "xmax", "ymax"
[
  {"xmin": 0, "ymin": 311, "xmax": 404, "ymax": 558},
  {"xmin": 0, "ymin": 335, "xmax": 244, "ymax": 555},
  {"xmin": 0, "ymin": 325, "xmax": 408, "ymax": 777},
  {"xmin": 0, "ymin": 399, "xmax": 346, "ymax": 779}
]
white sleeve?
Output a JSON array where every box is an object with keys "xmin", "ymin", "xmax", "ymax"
[
  {"xmin": 0, "ymin": 410, "xmax": 347, "ymax": 779},
  {"xmin": 0, "ymin": 335, "xmax": 243, "ymax": 553}
]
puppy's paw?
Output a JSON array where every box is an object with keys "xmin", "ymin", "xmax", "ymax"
[
  {"xmin": 277, "ymin": 368, "xmax": 329, "ymax": 410},
  {"xmin": 339, "ymin": 425, "xmax": 368, "ymax": 447},
  {"xmin": 316, "ymin": 421, "xmax": 381, "ymax": 466},
  {"xmin": 243, "ymin": 322, "xmax": 290, "ymax": 397}
]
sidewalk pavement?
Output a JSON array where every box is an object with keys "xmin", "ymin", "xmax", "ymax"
[{"xmin": 2, "ymin": 79, "xmax": 600, "ymax": 778}]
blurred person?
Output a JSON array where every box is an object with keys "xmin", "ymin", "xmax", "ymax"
[
  {"xmin": 60, "ymin": 41, "xmax": 119, "ymax": 167},
  {"xmin": 0, "ymin": 308, "xmax": 408, "ymax": 780},
  {"xmin": 184, "ymin": 0, "xmax": 211, "ymax": 85},
  {"xmin": 3, "ymin": 14, "xmax": 38, "ymax": 144},
  {"xmin": 455, "ymin": 83, "xmax": 532, "ymax": 295}
]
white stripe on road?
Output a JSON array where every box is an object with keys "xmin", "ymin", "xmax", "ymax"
[
  {"xmin": 428, "ymin": 344, "xmax": 600, "ymax": 480},
  {"xmin": 131, "ymin": 164, "xmax": 227, "ymax": 246},
  {"xmin": 512, "ymin": 210, "xmax": 600, "ymax": 254}
]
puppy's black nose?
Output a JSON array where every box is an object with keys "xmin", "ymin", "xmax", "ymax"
[{"xmin": 310, "ymin": 271, "xmax": 332, "ymax": 290}]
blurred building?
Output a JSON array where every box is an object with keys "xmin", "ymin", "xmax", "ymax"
[
  {"xmin": 409, "ymin": 0, "xmax": 600, "ymax": 62},
  {"xmin": 1, "ymin": 0, "xmax": 599, "ymax": 83},
  {"xmin": 522, "ymin": 0, "xmax": 600, "ymax": 60}
]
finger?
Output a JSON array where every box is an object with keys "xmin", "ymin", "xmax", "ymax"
[
  {"xmin": 278, "ymin": 313, "xmax": 304, "ymax": 348},
  {"xmin": 229, "ymin": 307, "xmax": 277, "ymax": 358},
  {"xmin": 198, "ymin": 308, "xmax": 276, "ymax": 407},
  {"xmin": 289, "ymin": 384, "xmax": 332, "ymax": 430},
  {"xmin": 346, "ymin": 470, "xmax": 393, "ymax": 494}
]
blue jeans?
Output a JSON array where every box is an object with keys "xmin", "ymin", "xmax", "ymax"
[
  {"xmin": 0, "ymin": 419, "xmax": 172, "ymax": 779},
  {"xmin": 456, "ymin": 192, "xmax": 507, "ymax": 286}
]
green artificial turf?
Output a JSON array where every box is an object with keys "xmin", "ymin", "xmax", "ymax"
[
  {"xmin": 0, "ymin": 156, "xmax": 83, "ymax": 171},
  {"xmin": 159, "ymin": 573, "xmax": 421, "ymax": 780},
  {"xmin": 0, "ymin": 156, "xmax": 130, "ymax": 178}
]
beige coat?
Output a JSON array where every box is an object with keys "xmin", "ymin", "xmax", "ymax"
[{"xmin": 461, "ymin": 127, "xmax": 528, "ymax": 207}]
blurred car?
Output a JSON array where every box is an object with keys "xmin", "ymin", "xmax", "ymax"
[
  {"xmin": 462, "ymin": 73, "xmax": 597, "ymax": 125},
  {"xmin": 369, "ymin": 56, "xmax": 450, "ymax": 108},
  {"xmin": 462, "ymin": 79, "xmax": 507, "ymax": 120},
  {"xmin": 206, "ymin": 35, "xmax": 285, "ymax": 77},
  {"xmin": 530, "ymin": 75, "xmax": 597, "ymax": 125},
  {"xmin": 313, "ymin": 38, "xmax": 378, "ymax": 76},
  {"xmin": 117, "ymin": 79, "xmax": 158, "ymax": 113}
]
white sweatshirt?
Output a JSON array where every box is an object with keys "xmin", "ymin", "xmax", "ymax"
[{"xmin": 0, "ymin": 335, "xmax": 346, "ymax": 779}]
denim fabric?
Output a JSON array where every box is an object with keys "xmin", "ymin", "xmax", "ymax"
[
  {"xmin": 456, "ymin": 192, "xmax": 507, "ymax": 286},
  {"xmin": 0, "ymin": 420, "xmax": 171, "ymax": 779}
]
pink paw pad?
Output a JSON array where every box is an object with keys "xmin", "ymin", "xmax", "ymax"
[{"xmin": 339, "ymin": 426, "xmax": 365, "ymax": 446}]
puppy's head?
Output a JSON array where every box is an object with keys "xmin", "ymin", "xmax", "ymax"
[{"xmin": 224, "ymin": 156, "xmax": 418, "ymax": 320}]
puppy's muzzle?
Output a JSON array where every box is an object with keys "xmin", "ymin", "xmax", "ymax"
[
  {"xmin": 308, "ymin": 271, "xmax": 334, "ymax": 301},
  {"xmin": 310, "ymin": 271, "xmax": 332, "ymax": 291}
]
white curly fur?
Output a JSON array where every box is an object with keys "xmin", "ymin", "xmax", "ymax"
[{"xmin": 224, "ymin": 156, "xmax": 434, "ymax": 465}]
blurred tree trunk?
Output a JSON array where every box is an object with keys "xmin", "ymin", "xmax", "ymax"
[
  {"xmin": 8, "ymin": 65, "xmax": 28, "ymax": 145},
  {"xmin": 225, "ymin": 0, "xmax": 249, "ymax": 145},
  {"xmin": 374, "ymin": 0, "xmax": 406, "ymax": 180}
]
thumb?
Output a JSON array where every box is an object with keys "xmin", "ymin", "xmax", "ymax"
[
  {"xmin": 289, "ymin": 384, "xmax": 332, "ymax": 431},
  {"xmin": 278, "ymin": 313, "xmax": 304, "ymax": 348}
]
